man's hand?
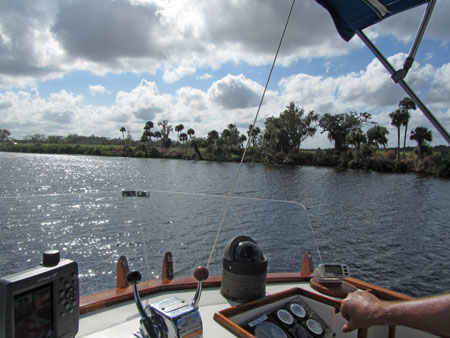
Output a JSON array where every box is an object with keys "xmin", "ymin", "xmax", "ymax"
[
  {"xmin": 340, "ymin": 291, "xmax": 385, "ymax": 332},
  {"xmin": 340, "ymin": 290, "xmax": 450, "ymax": 336}
]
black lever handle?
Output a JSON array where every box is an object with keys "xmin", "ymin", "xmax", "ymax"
[
  {"xmin": 127, "ymin": 270, "xmax": 142, "ymax": 284},
  {"xmin": 127, "ymin": 270, "xmax": 159, "ymax": 338}
]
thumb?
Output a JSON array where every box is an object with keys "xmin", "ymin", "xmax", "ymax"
[
  {"xmin": 342, "ymin": 323, "xmax": 350, "ymax": 333},
  {"xmin": 342, "ymin": 321, "xmax": 356, "ymax": 333}
]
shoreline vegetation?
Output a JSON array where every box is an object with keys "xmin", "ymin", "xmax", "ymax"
[
  {"xmin": 1, "ymin": 99, "xmax": 449, "ymax": 178},
  {"xmin": 1, "ymin": 141, "xmax": 449, "ymax": 179}
]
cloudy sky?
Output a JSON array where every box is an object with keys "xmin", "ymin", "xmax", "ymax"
[{"xmin": 1, "ymin": 0, "xmax": 449, "ymax": 148}]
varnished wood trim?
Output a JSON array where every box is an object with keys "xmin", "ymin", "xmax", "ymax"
[
  {"xmin": 81, "ymin": 274, "xmax": 413, "ymax": 315},
  {"xmin": 213, "ymin": 312, "xmax": 255, "ymax": 338},
  {"xmin": 162, "ymin": 252, "xmax": 174, "ymax": 284},
  {"xmin": 215, "ymin": 287, "xmax": 341, "ymax": 337},
  {"xmin": 343, "ymin": 277, "xmax": 413, "ymax": 301},
  {"xmin": 79, "ymin": 273, "xmax": 308, "ymax": 314},
  {"xmin": 301, "ymin": 251, "xmax": 314, "ymax": 277},
  {"xmin": 80, "ymin": 276, "xmax": 221, "ymax": 314},
  {"xmin": 358, "ymin": 328, "xmax": 368, "ymax": 338},
  {"xmin": 218, "ymin": 288, "xmax": 302, "ymax": 318},
  {"xmin": 310, "ymin": 278, "xmax": 357, "ymax": 299},
  {"xmin": 389, "ymin": 325, "xmax": 396, "ymax": 338},
  {"xmin": 266, "ymin": 272, "xmax": 310, "ymax": 282},
  {"xmin": 115, "ymin": 256, "xmax": 129, "ymax": 289}
]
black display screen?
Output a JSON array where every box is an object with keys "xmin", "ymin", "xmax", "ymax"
[
  {"xmin": 324, "ymin": 265, "xmax": 343, "ymax": 275},
  {"xmin": 14, "ymin": 283, "xmax": 53, "ymax": 338}
]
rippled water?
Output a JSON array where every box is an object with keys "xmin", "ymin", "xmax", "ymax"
[{"xmin": 1, "ymin": 152, "xmax": 449, "ymax": 298}]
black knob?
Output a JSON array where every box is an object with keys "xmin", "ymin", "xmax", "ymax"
[
  {"xmin": 42, "ymin": 250, "xmax": 60, "ymax": 267},
  {"xmin": 127, "ymin": 270, "xmax": 142, "ymax": 284}
]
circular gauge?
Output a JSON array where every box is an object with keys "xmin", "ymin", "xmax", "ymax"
[
  {"xmin": 289, "ymin": 303, "xmax": 307, "ymax": 319},
  {"xmin": 291, "ymin": 324, "xmax": 314, "ymax": 338},
  {"xmin": 254, "ymin": 321, "xmax": 289, "ymax": 338},
  {"xmin": 276, "ymin": 309, "xmax": 294, "ymax": 326},
  {"xmin": 306, "ymin": 319, "xmax": 324, "ymax": 336}
]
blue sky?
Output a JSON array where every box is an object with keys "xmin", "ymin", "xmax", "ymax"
[{"xmin": 1, "ymin": 0, "xmax": 449, "ymax": 148}]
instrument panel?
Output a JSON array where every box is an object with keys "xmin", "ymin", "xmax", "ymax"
[{"xmin": 242, "ymin": 295, "xmax": 330, "ymax": 338}]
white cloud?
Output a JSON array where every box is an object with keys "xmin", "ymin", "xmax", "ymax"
[
  {"xmin": 1, "ymin": 0, "xmax": 449, "ymax": 91},
  {"xmin": 279, "ymin": 55, "xmax": 449, "ymax": 148},
  {"xmin": 377, "ymin": 1, "xmax": 450, "ymax": 43},
  {"xmin": 114, "ymin": 79, "xmax": 172, "ymax": 123},
  {"xmin": 427, "ymin": 63, "xmax": 450, "ymax": 104},
  {"xmin": 0, "ymin": 0, "xmax": 380, "ymax": 88},
  {"xmin": 176, "ymin": 87, "xmax": 208, "ymax": 112},
  {"xmin": 197, "ymin": 73, "xmax": 212, "ymax": 81},
  {"xmin": 208, "ymin": 74, "xmax": 264, "ymax": 109},
  {"xmin": 2, "ymin": 53, "xmax": 449, "ymax": 148},
  {"xmin": 0, "ymin": 89, "xmax": 84, "ymax": 136},
  {"xmin": 88, "ymin": 85, "xmax": 111, "ymax": 96}
]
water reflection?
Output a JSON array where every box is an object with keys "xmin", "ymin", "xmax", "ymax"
[{"xmin": 0, "ymin": 152, "xmax": 449, "ymax": 298}]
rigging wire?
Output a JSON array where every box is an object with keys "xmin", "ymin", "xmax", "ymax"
[{"xmin": 206, "ymin": 0, "xmax": 297, "ymax": 269}]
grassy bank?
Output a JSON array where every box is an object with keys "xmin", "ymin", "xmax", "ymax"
[
  {"xmin": 0, "ymin": 142, "xmax": 135, "ymax": 157},
  {"xmin": 1, "ymin": 142, "xmax": 449, "ymax": 179}
]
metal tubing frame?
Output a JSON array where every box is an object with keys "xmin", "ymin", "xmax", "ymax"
[
  {"xmin": 392, "ymin": 0, "xmax": 437, "ymax": 81},
  {"xmin": 356, "ymin": 30, "xmax": 450, "ymax": 145},
  {"xmin": 408, "ymin": 0, "xmax": 436, "ymax": 62}
]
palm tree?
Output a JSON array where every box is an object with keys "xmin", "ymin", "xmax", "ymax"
[
  {"xmin": 144, "ymin": 121, "xmax": 154, "ymax": 133},
  {"xmin": 180, "ymin": 133, "xmax": 188, "ymax": 146},
  {"xmin": 221, "ymin": 128, "xmax": 232, "ymax": 156},
  {"xmin": 247, "ymin": 125, "xmax": 261, "ymax": 147},
  {"xmin": 143, "ymin": 121, "xmax": 154, "ymax": 145},
  {"xmin": 175, "ymin": 124, "xmax": 184, "ymax": 145},
  {"xmin": 348, "ymin": 128, "xmax": 367, "ymax": 161},
  {"xmin": 389, "ymin": 109, "xmax": 403, "ymax": 161},
  {"xmin": 399, "ymin": 97, "xmax": 416, "ymax": 156},
  {"xmin": 207, "ymin": 130, "xmax": 219, "ymax": 160},
  {"xmin": 0, "ymin": 129, "xmax": 11, "ymax": 142},
  {"xmin": 348, "ymin": 129, "xmax": 367, "ymax": 153},
  {"xmin": 410, "ymin": 127, "xmax": 432, "ymax": 160},
  {"xmin": 207, "ymin": 130, "xmax": 219, "ymax": 143},
  {"xmin": 187, "ymin": 128, "xmax": 195, "ymax": 140},
  {"xmin": 141, "ymin": 130, "xmax": 152, "ymax": 155},
  {"xmin": 153, "ymin": 131, "xmax": 162, "ymax": 146},
  {"xmin": 239, "ymin": 134, "xmax": 247, "ymax": 148},
  {"xmin": 367, "ymin": 125, "xmax": 389, "ymax": 149},
  {"xmin": 120, "ymin": 127, "xmax": 126, "ymax": 145}
]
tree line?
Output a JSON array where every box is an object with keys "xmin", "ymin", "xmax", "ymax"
[
  {"xmin": 113, "ymin": 97, "xmax": 434, "ymax": 163},
  {"xmin": 1, "ymin": 98, "xmax": 449, "ymax": 177}
]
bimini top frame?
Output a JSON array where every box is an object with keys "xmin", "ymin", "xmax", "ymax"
[{"xmin": 316, "ymin": 0, "xmax": 450, "ymax": 145}]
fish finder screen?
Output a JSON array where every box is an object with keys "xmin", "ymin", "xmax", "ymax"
[
  {"xmin": 324, "ymin": 265, "xmax": 342, "ymax": 275},
  {"xmin": 14, "ymin": 284, "xmax": 53, "ymax": 338}
]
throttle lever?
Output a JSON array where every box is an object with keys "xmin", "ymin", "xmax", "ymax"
[
  {"xmin": 127, "ymin": 271, "xmax": 160, "ymax": 338},
  {"xmin": 128, "ymin": 267, "xmax": 208, "ymax": 338},
  {"xmin": 192, "ymin": 266, "xmax": 209, "ymax": 310}
]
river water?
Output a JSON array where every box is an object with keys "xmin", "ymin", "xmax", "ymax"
[{"xmin": 1, "ymin": 152, "xmax": 449, "ymax": 298}]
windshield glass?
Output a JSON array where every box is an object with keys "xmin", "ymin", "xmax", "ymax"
[{"xmin": 1, "ymin": 187, "xmax": 319, "ymax": 296}]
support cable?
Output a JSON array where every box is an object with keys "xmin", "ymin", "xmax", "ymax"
[{"xmin": 206, "ymin": 0, "xmax": 297, "ymax": 269}]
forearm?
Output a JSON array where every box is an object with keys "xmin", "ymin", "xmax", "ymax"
[
  {"xmin": 378, "ymin": 294, "xmax": 450, "ymax": 336},
  {"xmin": 341, "ymin": 291, "xmax": 450, "ymax": 336}
]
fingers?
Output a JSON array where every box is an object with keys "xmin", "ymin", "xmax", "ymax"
[
  {"xmin": 340, "ymin": 292, "xmax": 357, "ymax": 332},
  {"xmin": 342, "ymin": 323, "xmax": 350, "ymax": 333},
  {"xmin": 340, "ymin": 290, "xmax": 380, "ymax": 333},
  {"xmin": 342, "ymin": 320, "xmax": 357, "ymax": 333},
  {"xmin": 340, "ymin": 294, "xmax": 352, "ymax": 320},
  {"xmin": 341, "ymin": 311, "xmax": 356, "ymax": 333}
]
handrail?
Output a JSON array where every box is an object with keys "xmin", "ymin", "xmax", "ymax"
[{"xmin": 80, "ymin": 253, "xmax": 413, "ymax": 315}]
